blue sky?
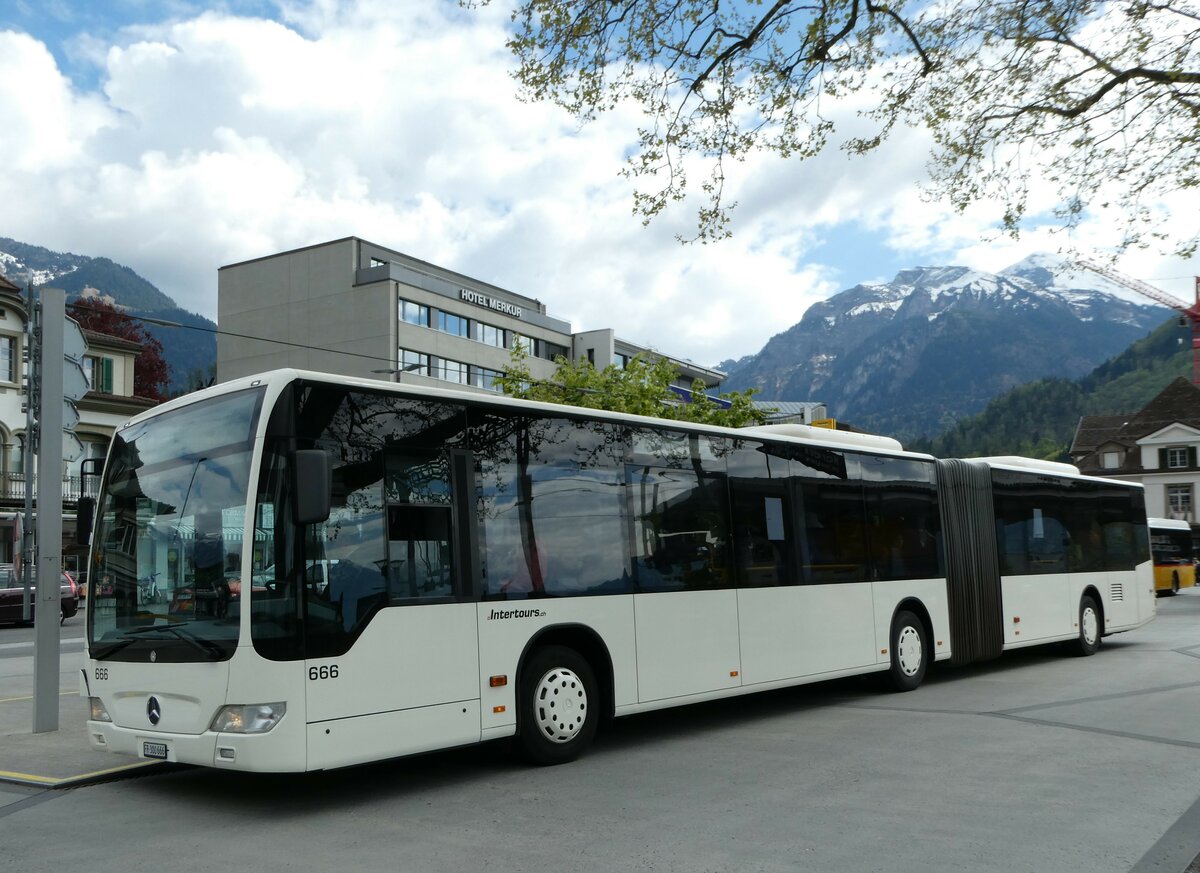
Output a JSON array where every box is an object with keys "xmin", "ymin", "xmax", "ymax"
[{"xmin": 0, "ymin": 0, "xmax": 1195, "ymax": 366}]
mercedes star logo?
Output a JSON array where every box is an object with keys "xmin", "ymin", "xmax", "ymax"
[{"xmin": 147, "ymin": 696, "xmax": 162, "ymax": 726}]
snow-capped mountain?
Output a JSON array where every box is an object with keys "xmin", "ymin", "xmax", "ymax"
[
  {"xmin": 720, "ymin": 254, "xmax": 1169, "ymax": 441},
  {"xmin": 0, "ymin": 237, "xmax": 216, "ymax": 393}
]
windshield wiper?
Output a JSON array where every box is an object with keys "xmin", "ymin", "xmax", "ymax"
[{"xmin": 96, "ymin": 622, "xmax": 226, "ymax": 661}]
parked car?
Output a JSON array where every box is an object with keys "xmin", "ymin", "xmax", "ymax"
[{"xmin": 0, "ymin": 563, "xmax": 79, "ymax": 625}]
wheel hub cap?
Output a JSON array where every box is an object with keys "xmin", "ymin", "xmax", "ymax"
[
  {"xmin": 1082, "ymin": 607, "xmax": 1098, "ymax": 645},
  {"xmin": 897, "ymin": 626, "xmax": 923, "ymax": 677},
  {"xmin": 533, "ymin": 667, "xmax": 588, "ymax": 744}
]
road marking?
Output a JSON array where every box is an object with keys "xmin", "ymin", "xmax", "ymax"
[
  {"xmin": 0, "ymin": 760, "xmax": 162, "ymax": 788},
  {"xmin": 0, "ymin": 639, "xmax": 85, "ymax": 651},
  {"xmin": 0, "ymin": 692, "xmax": 79, "ymax": 703}
]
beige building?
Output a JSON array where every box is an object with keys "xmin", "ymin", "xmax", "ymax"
[
  {"xmin": 0, "ymin": 276, "xmax": 156, "ymax": 572},
  {"xmin": 217, "ymin": 237, "xmax": 725, "ymax": 394}
]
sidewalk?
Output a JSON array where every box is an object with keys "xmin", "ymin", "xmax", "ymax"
[{"xmin": 0, "ymin": 690, "xmax": 165, "ymax": 788}]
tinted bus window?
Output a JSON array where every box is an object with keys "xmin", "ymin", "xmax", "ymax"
[
  {"xmin": 1103, "ymin": 487, "xmax": 1149, "ymax": 571},
  {"xmin": 859, "ymin": 456, "xmax": 943, "ymax": 581},
  {"xmin": 992, "ymin": 470, "xmax": 1147, "ymax": 575},
  {"xmin": 727, "ymin": 441, "xmax": 796, "ymax": 587},
  {"xmin": 992, "ymin": 470, "xmax": 1072, "ymax": 576},
  {"xmin": 628, "ymin": 429, "xmax": 732, "ymax": 591},
  {"xmin": 472, "ymin": 411, "xmax": 631, "ymax": 599},
  {"xmin": 1065, "ymin": 480, "xmax": 1108, "ymax": 572},
  {"xmin": 283, "ymin": 386, "xmax": 469, "ymax": 656},
  {"xmin": 386, "ymin": 450, "xmax": 455, "ymax": 600},
  {"xmin": 787, "ymin": 448, "xmax": 866, "ymax": 584}
]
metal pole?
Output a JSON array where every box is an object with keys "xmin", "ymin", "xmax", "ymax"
[{"xmin": 33, "ymin": 288, "xmax": 65, "ymax": 733}]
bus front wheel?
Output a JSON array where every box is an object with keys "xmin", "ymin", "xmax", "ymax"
[
  {"xmin": 1074, "ymin": 595, "xmax": 1102, "ymax": 656},
  {"xmin": 888, "ymin": 610, "xmax": 928, "ymax": 692},
  {"xmin": 518, "ymin": 645, "xmax": 598, "ymax": 765}
]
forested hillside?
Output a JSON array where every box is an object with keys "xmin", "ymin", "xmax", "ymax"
[{"xmin": 909, "ymin": 318, "xmax": 1191, "ymax": 459}]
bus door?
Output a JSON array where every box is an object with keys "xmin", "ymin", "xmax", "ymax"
[
  {"xmin": 302, "ymin": 448, "xmax": 480, "ymax": 769},
  {"xmin": 628, "ymin": 449, "xmax": 742, "ymax": 703},
  {"xmin": 733, "ymin": 443, "xmax": 876, "ymax": 684},
  {"xmin": 731, "ymin": 476, "xmax": 808, "ymax": 684}
]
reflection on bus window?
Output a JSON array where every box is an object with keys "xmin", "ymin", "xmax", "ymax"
[{"xmin": 475, "ymin": 412, "xmax": 631, "ymax": 599}]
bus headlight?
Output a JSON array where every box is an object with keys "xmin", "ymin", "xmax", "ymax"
[
  {"xmin": 210, "ymin": 703, "xmax": 287, "ymax": 734},
  {"xmin": 89, "ymin": 697, "xmax": 112, "ymax": 722}
]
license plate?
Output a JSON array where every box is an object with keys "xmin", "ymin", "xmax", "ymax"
[{"xmin": 143, "ymin": 741, "xmax": 168, "ymax": 759}]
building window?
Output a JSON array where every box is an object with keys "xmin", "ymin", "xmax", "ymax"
[
  {"xmin": 1101, "ymin": 451, "xmax": 1120, "ymax": 470},
  {"xmin": 84, "ymin": 356, "xmax": 114, "ymax": 393},
  {"xmin": 0, "ymin": 335, "xmax": 14, "ymax": 383},
  {"xmin": 615, "ymin": 353, "xmax": 631, "ymax": 370},
  {"xmin": 399, "ymin": 299, "xmax": 429, "ymax": 327},
  {"xmin": 438, "ymin": 311, "xmax": 470, "ymax": 338},
  {"xmin": 398, "ymin": 349, "xmax": 429, "ymax": 377},
  {"xmin": 1167, "ymin": 484, "xmax": 1193, "ymax": 521},
  {"xmin": 1167, "ymin": 447, "xmax": 1190, "ymax": 469},
  {"xmin": 477, "ymin": 323, "xmax": 505, "ymax": 348},
  {"xmin": 11, "ymin": 434, "xmax": 24, "ymax": 473},
  {"xmin": 476, "ymin": 367, "xmax": 503, "ymax": 392},
  {"xmin": 436, "ymin": 358, "xmax": 469, "ymax": 384}
]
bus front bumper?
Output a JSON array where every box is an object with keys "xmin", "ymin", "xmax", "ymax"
[{"xmin": 86, "ymin": 720, "xmax": 306, "ymax": 772}]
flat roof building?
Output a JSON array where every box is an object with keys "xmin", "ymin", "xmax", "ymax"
[{"xmin": 217, "ymin": 237, "xmax": 725, "ymax": 394}]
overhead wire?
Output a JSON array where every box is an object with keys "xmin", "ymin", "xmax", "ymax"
[{"xmin": 64, "ymin": 300, "xmax": 401, "ymax": 368}]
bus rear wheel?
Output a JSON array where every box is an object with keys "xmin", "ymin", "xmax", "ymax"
[
  {"xmin": 1074, "ymin": 595, "xmax": 1102, "ymax": 657},
  {"xmin": 888, "ymin": 610, "xmax": 928, "ymax": 692},
  {"xmin": 518, "ymin": 645, "xmax": 598, "ymax": 766}
]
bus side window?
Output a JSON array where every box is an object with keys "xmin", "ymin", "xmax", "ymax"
[
  {"xmin": 386, "ymin": 505, "xmax": 454, "ymax": 599},
  {"xmin": 385, "ymin": 450, "xmax": 456, "ymax": 601}
]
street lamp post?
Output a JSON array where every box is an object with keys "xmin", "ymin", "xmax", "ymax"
[{"xmin": 370, "ymin": 362, "xmax": 423, "ymax": 382}]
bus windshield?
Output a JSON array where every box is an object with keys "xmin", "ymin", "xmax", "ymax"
[{"xmin": 87, "ymin": 387, "xmax": 266, "ymax": 661}]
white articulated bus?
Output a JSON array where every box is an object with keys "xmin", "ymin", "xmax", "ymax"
[{"xmin": 82, "ymin": 370, "xmax": 1156, "ymax": 771}]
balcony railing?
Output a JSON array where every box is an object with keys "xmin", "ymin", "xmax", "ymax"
[{"xmin": 0, "ymin": 473, "xmax": 99, "ymax": 503}]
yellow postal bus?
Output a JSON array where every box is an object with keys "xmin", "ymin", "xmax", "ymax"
[{"xmin": 1148, "ymin": 517, "xmax": 1195, "ymax": 595}]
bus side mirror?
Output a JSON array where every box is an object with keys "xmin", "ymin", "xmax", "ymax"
[
  {"xmin": 76, "ymin": 497, "xmax": 95, "ymax": 545},
  {"xmin": 292, "ymin": 449, "xmax": 332, "ymax": 525}
]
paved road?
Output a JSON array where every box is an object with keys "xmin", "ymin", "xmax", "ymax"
[
  {"xmin": 0, "ymin": 615, "xmax": 86, "ymax": 701},
  {"xmin": 1, "ymin": 594, "xmax": 1199, "ymax": 873}
]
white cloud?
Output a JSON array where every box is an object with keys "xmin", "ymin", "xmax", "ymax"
[
  {"xmin": 0, "ymin": 30, "xmax": 114, "ymax": 171},
  {"xmin": 0, "ymin": 0, "xmax": 1194, "ymax": 373}
]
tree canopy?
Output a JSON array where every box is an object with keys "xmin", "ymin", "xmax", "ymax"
[
  {"xmin": 486, "ymin": 0, "xmax": 1200, "ymax": 254},
  {"xmin": 496, "ymin": 342, "xmax": 770, "ymax": 427},
  {"xmin": 69, "ymin": 297, "xmax": 171, "ymax": 402}
]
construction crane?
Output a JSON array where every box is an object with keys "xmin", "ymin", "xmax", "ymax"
[{"xmin": 1075, "ymin": 259, "xmax": 1200, "ymax": 385}]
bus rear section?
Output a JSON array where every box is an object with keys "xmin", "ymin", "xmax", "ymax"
[
  {"xmin": 937, "ymin": 457, "xmax": 1155, "ymax": 666},
  {"xmin": 1148, "ymin": 517, "xmax": 1196, "ymax": 595}
]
